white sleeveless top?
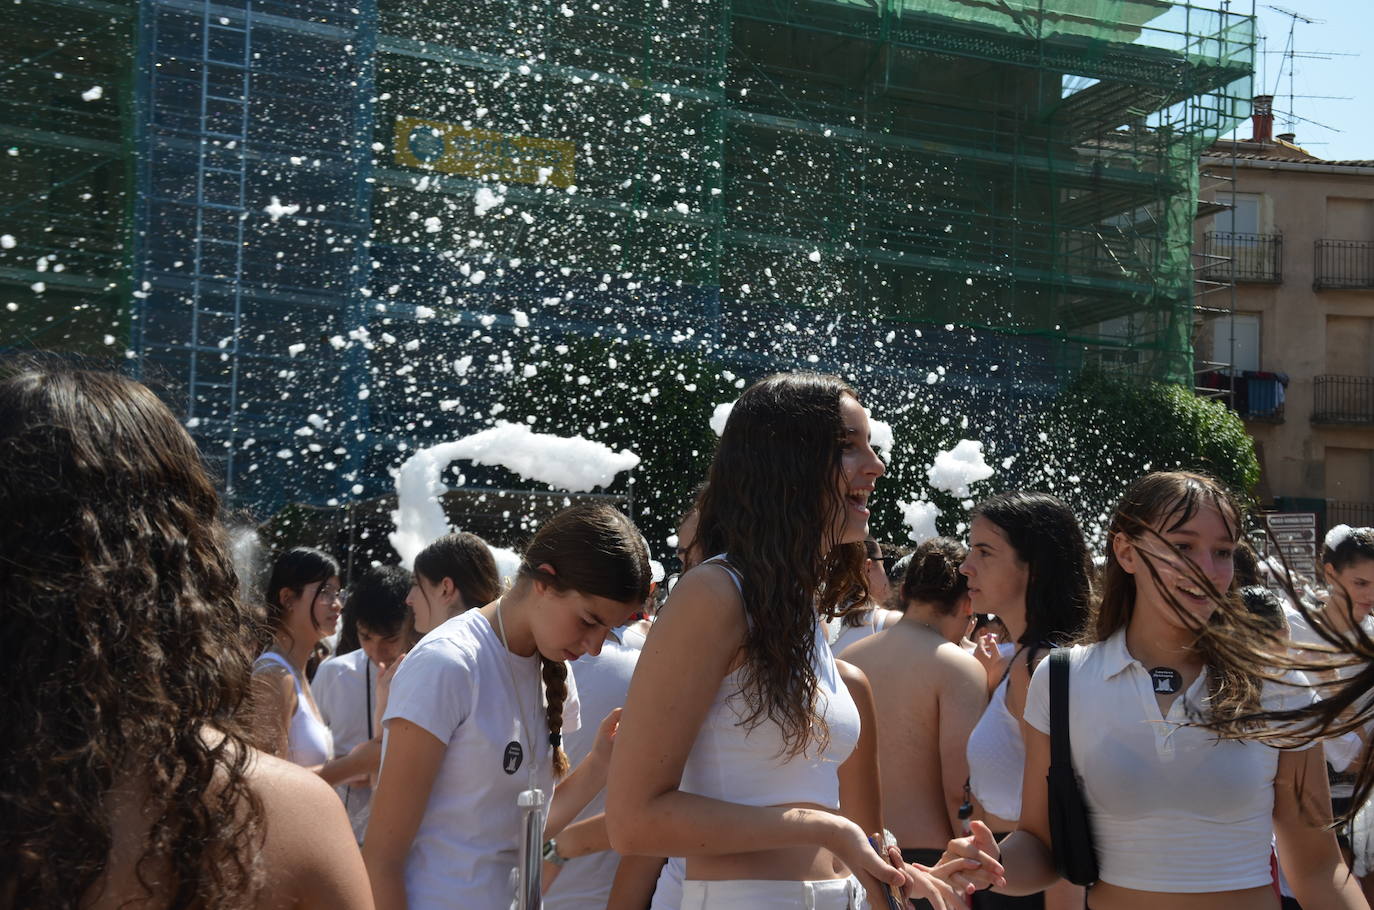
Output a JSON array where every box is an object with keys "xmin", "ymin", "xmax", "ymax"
[
  {"xmin": 255, "ymin": 650, "xmax": 333, "ymax": 768},
  {"xmin": 677, "ymin": 557, "xmax": 862, "ymax": 811},
  {"xmin": 966, "ymin": 673, "xmax": 1025, "ymax": 821}
]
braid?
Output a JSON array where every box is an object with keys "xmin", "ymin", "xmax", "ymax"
[{"xmin": 541, "ymin": 656, "xmax": 570, "ymax": 778}]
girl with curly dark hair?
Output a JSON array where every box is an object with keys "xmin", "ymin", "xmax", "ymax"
[
  {"xmin": 605, "ymin": 372, "xmax": 963, "ymax": 910},
  {"xmin": 363, "ymin": 503, "xmax": 653, "ymax": 910},
  {"xmin": 0, "ymin": 365, "xmax": 370, "ymax": 909}
]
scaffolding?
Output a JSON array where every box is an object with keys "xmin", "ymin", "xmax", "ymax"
[
  {"xmin": 0, "ymin": 0, "xmax": 136, "ymax": 354},
  {"xmin": 0, "ymin": 0, "xmax": 1256, "ymax": 515}
]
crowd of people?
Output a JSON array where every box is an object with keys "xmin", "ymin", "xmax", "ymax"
[{"xmin": 8, "ymin": 362, "xmax": 1374, "ymax": 910}]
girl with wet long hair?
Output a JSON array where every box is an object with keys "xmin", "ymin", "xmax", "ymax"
[
  {"xmin": 606, "ymin": 372, "xmax": 964, "ymax": 909},
  {"xmin": 938, "ymin": 471, "xmax": 1365, "ymax": 910},
  {"xmin": 0, "ymin": 365, "xmax": 369, "ymax": 909},
  {"xmin": 362, "ymin": 503, "xmax": 653, "ymax": 910}
]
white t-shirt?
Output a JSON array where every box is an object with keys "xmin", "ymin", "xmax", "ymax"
[
  {"xmin": 1024, "ymin": 631, "xmax": 1311, "ymax": 893},
  {"xmin": 382, "ymin": 610, "xmax": 581, "ymax": 910},
  {"xmin": 544, "ymin": 633, "xmax": 640, "ymax": 910},
  {"xmin": 313, "ymin": 648, "xmax": 379, "ymax": 842},
  {"xmin": 1283, "ymin": 603, "xmax": 1370, "ymax": 789}
]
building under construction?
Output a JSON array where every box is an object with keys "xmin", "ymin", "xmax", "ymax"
[{"xmin": 1, "ymin": 0, "xmax": 1256, "ymax": 515}]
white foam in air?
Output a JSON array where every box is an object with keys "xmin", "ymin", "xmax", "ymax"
[
  {"xmin": 709, "ymin": 401, "xmax": 733, "ymax": 436},
  {"xmin": 899, "ymin": 499, "xmax": 941, "ymax": 544},
  {"xmin": 390, "ymin": 422, "xmax": 640, "ymax": 569},
  {"xmin": 926, "ymin": 439, "xmax": 994, "ymax": 499}
]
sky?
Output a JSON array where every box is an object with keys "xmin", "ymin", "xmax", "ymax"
[{"xmin": 1233, "ymin": 0, "xmax": 1372, "ymax": 160}]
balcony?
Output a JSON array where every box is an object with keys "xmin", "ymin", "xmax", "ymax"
[
  {"xmin": 1313, "ymin": 375, "xmax": 1374, "ymax": 424},
  {"xmin": 1199, "ymin": 231, "xmax": 1283, "ymax": 283},
  {"xmin": 1328, "ymin": 500, "xmax": 1374, "ymax": 530},
  {"xmin": 1315, "ymin": 240, "xmax": 1374, "ymax": 290},
  {"xmin": 1196, "ymin": 370, "xmax": 1287, "ymax": 421}
]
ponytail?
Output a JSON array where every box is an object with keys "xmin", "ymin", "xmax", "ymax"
[{"xmin": 541, "ymin": 656, "xmax": 571, "ymax": 778}]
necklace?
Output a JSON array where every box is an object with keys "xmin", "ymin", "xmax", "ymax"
[
  {"xmin": 1149, "ymin": 666, "xmax": 1184, "ymax": 695},
  {"xmin": 494, "ymin": 600, "xmax": 541, "ymax": 782},
  {"xmin": 494, "ymin": 600, "xmax": 549, "ymax": 910}
]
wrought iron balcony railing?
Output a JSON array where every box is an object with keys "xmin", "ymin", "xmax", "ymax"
[
  {"xmin": 1315, "ymin": 239, "xmax": 1374, "ymax": 290},
  {"xmin": 1313, "ymin": 374, "xmax": 1374, "ymax": 424},
  {"xmin": 1200, "ymin": 231, "xmax": 1283, "ymax": 283}
]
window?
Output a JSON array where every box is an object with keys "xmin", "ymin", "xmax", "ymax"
[
  {"xmin": 1213, "ymin": 194, "xmax": 1262, "ymax": 243},
  {"xmin": 1210, "ymin": 313, "xmax": 1260, "ymax": 372}
]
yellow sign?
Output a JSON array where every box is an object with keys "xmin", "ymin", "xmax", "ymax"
[{"xmin": 393, "ymin": 116, "xmax": 576, "ymax": 188}]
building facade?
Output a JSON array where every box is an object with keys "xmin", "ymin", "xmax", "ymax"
[{"xmin": 1197, "ymin": 101, "xmax": 1374, "ymax": 531}]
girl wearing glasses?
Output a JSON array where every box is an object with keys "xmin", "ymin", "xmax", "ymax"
[{"xmin": 250, "ymin": 547, "xmax": 349, "ymax": 775}]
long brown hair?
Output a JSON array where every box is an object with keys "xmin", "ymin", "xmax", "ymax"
[
  {"xmin": 516, "ymin": 503, "xmax": 652, "ymax": 777},
  {"xmin": 693, "ymin": 372, "xmax": 867, "ymax": 759},
  {"xmin": 0, "ymin": 366, "xmax": 265, "ymax": 907},
  {"xmin": 1093, "ymin": 471, "xmax": 1263, "ymax": 725}
]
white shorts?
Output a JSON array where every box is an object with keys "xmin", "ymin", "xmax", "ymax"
[{"xmin": 680, "ymin": 876, "xmax": 867, "ymax": 909}]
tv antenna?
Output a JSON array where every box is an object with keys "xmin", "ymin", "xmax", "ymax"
[{"xmin": 1264, "ymin": 5, "xmax": 1322, "ymax": 135}]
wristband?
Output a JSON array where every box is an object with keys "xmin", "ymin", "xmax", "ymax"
[{"xmin": 542, "ymin": 837, "xmax": 569, "ymax": 866}]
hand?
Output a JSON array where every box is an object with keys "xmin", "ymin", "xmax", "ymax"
[
  {"xmin": 935, "ymin": 820, "xmax": 1006, "ymax": 899},
  {"xmin": 588, "ymin": 706, "xmax": 622, "ymax": 768},
  {"xmin": 372, "ymin": 650, "xmax": 407, "ymax": 733},
  {"xmin": 345, "ymin": 737, "xmax": 383, "ymax": 783},
  {"xmin": 859, "ymin": 839, "xmax": 969, "ymax": 910},
  {"xmin": 827, "ymin": 821, "xmax": 907, "ymax": 906},
  {"xmin": 975, "ymin": 633, "xmax": 1008, "ymax": 690}
]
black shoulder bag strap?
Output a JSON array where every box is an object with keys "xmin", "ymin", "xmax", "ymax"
[
  {"xmin": 1047, "ymin": 648, "xmax": 1098, "ymax": 885},
  {"xmin": 1049, "ymin": 649, "xmax": 1071, "ymax": 770}
]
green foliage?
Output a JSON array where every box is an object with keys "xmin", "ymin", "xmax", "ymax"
[
  {"xmin": 496, "ymin": 335, "xmax": 740, "ymax": 553},
  {"xmin": 1018, "ymin": 369, "xmax": 1260, "ymax": 542}
]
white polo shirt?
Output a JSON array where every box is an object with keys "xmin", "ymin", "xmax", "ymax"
[{"xmin": 1024, "ymin": 630, "xmax": 1311, "ymax": 893}]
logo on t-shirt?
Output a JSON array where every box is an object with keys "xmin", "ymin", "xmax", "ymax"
[{"xmin": 503, "ymin": 740, "xmax": 524, "ymax": 774}]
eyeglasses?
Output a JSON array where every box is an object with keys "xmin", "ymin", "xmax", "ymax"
[{"xmin": 315, "ymin": 585, "xmax": 345, "ymax": 603}]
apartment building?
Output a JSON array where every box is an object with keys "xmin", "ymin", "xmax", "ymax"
[{"xmin": 1197, "ymin": 96, "xmax": 1374, "ymax": 530}]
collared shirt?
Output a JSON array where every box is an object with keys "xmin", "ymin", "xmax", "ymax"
[{"xmin": 1024, "ymin": 630, "xmax": 1312, "ymax": 894}]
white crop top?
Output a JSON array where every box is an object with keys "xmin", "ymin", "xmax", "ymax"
[
  {"xmin": 678, "ymin": 558, "xmax": 862, "ymax": 810},
  {"xmin": 1023, "ymin": 632, "xmax": 1313, "ymax": 893},
  {"xmin": 255, "ymin": 650, "xmax": 333, "ymax": 768},
  {"xmin": 966, "ymin": 674, "xmax": 1025, "ymax": 821}
]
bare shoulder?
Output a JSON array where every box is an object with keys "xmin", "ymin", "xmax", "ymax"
[
  {"xmin": 933, "ymin": 640, "xmax": 988, "ymax": 693},
  {"xmin": 934, "ymin": 638, "xmax": 985, "ymax": 675},
  {"xmin": 651, "ymin": 562, "xmax": 749, "ymax": 651},
  {"xmin": 248, "ymin": 749, "xmax": 370, "ymax": 906},
  {"xmin": 834, "ymin": 658, "xmax": 872, "ymax": 693},
  {"xmin": 250, "ymin": 748, "xmax": 351, "ymax": 845},
  {"xmin": 252, "ymin": 664, "xmax": 296, "ymax": 699}
]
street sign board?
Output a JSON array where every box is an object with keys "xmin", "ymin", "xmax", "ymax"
[{"xmin": 1263, "ymin": 512, "xmax": 1318, "ymax": 576}]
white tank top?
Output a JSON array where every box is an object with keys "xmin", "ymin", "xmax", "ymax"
[
  {"xmin": 255, "ymin": 650, "xmax": 334, "ymax": 768},
  {"xmin": 966, "ymin": 674, "xmax": 1024, "ymax": 821},
  {"xmin": 677, "ymin": 557, "xmax": 862, "ymax": 810}
]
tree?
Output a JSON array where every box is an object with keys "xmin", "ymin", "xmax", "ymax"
[{"xmin": 1016, "ymin": 369, "xmax": 1260, "ymax": 542}]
